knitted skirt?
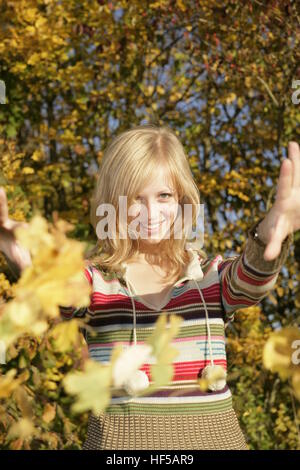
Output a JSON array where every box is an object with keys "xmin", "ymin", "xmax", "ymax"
[{"xmin": 82, "ymin": 408, "xmax": 249, "ymax": 450}]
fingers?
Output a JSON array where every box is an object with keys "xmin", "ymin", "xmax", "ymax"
[
  {"xmin": 263, "ymin": 227, "xmax": 280, "ymax": 261},
  {"xmin": 0, "ymin": 186, "xmax": 9, "ymax": 226},
  {"xmin": 275, "ymin": 157, "xmax": 293, "ymax": 201},
  {"xmin": 288, "ymin": 141, "xmax": 300, "ymax": 188},
  {"xmin": 276, "ymin": 141, "xmax": 300, "ymax": 201},
  {"xmin": 263, "ymin": 216, "xmax": 289, "ymax": 261}
]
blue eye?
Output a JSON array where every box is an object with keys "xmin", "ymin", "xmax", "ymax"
[{"xmin": 135, "ymin": 193, "xmax": 172, "ymax": 201}]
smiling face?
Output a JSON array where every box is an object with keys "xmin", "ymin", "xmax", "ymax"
[{"xmin": 127, "ymin": 165, "xmax": 180, "ymax": 247}]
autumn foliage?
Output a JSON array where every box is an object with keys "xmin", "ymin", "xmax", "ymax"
[{"xmin": 0, "ymin": 0, "xmax": 300, "ymax": 450}]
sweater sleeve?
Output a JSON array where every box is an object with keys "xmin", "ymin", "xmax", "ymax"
[
  {"xmin": 1, "ymin": 251, "xmax": 22, "ymax": 282},
  {"xmin": 218, "ymin": 218, "xmax": 293, "ymax": 324}
]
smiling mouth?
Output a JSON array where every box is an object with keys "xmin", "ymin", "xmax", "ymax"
[{"xmin": 140, "ymin": 221, "xmax": 164, "ymax": 230}]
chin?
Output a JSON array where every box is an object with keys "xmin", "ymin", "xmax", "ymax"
[{"xmin": 140, "ymin": 233, "xmax": 169, "ymax": 244}]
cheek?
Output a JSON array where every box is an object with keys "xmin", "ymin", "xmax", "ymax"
[
  {"xmin": 127, "ymin": 202, "xmax": 141, "ymax": 220},
  {"xmin": 161, "ymin": 203, "xmax": 179, "ymax": 221}
]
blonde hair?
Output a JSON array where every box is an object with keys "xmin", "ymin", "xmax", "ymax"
[{"xmin": 86, "ymin": 123, "xmax": 207, "ymax": 283}]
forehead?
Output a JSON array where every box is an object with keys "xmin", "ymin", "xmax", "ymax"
[{"xmin": 137, "ymin": 166, "xmax": 176, "ymax": 194}]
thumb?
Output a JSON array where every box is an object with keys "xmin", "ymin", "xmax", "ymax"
[{"xmin": 263, "ymin": 226, "xmax": 282, "ymax": 261}]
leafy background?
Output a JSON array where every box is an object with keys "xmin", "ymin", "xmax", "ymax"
[{"xmin": 0, "ymin": 0, "xmax": 300, "ymax": 449}]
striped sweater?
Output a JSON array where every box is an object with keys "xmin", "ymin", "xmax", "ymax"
[{"xmin": 60, "ymin": 219, "xmax": 293, "ymax": 419}]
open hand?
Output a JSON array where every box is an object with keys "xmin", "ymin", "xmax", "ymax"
[{"xmin": 257, "ymin": 142, "xmax": 300, "ymax": 261}]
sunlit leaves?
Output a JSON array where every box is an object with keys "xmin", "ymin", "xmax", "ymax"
[
  {"xmin": 7, "ymin": 418, "xmax": 37, "ymax": 441},
  {"xmin": 49, "ymin": 319, "xmax": 81, "ymax": 353},
  {"xmin": 0, "ymin": 0, "xmax": 299, "ymax": 451},
  {"xmin": 0, "ymin": 369, "xmax": 28, "ymax": 399},
  {"xmin": 0, "ymin": 214, "xmax": 91, "ymax": 347},
  {"xmin": 42, "ymin": 403, "xmax": 56, "ymax": 424},
  {"xmin": 263, "ymin": 326, "xmax": 300, "ymax": 401}
]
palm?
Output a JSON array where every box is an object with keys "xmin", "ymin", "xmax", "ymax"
[{"xmin": 262, "ymin": 142, "xmax": 300, "ymax": 261}]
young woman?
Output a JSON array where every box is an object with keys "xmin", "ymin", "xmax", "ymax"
[{"xmin": 0, "ymin": 125, "xmax": 299, "ymax": 450}]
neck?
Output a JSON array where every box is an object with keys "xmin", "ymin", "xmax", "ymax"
[{"xmin": 134, "ymin": 239, "xmax": 167, "ymax": 258}]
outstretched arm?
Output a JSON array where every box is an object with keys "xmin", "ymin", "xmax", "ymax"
[
  {"xmin": 255, "ymin": 141, "xmax": 300, "ymax": 261},
  {"xmin": 218, "ymin": 141, "xmax": 299, "ymax": 324},
  {"xmin": 218, "ymin": 218, "xmax": 293, "ymax": 324}
]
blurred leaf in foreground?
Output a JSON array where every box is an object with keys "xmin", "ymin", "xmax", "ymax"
[
  {"xmin": 0, "ymin": 214, "xmax": 91, "ymax": 347},
  {"xmin": 62, "ymin": 313, "xmax": 184, "ymax": 412},
  {"xmin": 263, "ymin": 326, "xmax": 300, "ymax": 400}
]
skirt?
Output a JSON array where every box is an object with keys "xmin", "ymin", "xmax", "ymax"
[{"xmin": 82, "ymin": 408, "xmax": 249, "ymax": 450}]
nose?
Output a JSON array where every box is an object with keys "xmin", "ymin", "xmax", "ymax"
[{"xmin": 140, "ymin": 199, "xmax": 162, "ymax": 224}]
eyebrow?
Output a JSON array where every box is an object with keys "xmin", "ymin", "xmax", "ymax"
[{"xmin": 137, "ymin": 189, "xmax": 175, "ymax": 196}]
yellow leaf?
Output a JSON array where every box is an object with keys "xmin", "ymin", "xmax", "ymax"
[
  {"xmin": 269, "ymin": 293, "xmax": 278, "ymax": 306},
  {"xmin": 225, "ymin": 92, "xmax": 237, "ymax": 104},
  {"xmin": 176, "ymin": 0, "xmax": 187, "ymax": 11},
  {"xmin": 151, "ymin": 363, "xmax": 174, "ymax": 385},
  {"xmin": 276, "ymin": 286, "xmax": 284, "ymax": 297},
  {"xmin": 44, "ymin": 380, "xmax": 57, "ymax": 391},
  {"xmin": 42, "ymin": 403, "xmax": 56, "ymax": 423},
  {"xmin": 145, "ymin": 85, "xmax": 154, "ymax": 97},
  {"xmin": 14, "ymin": 215, "xmax": 91, "ymax": 313},
  {"xmin": 23, "ymin": 8, "xmax": 38, "ymax": 23},
  {"xmin": 62, "ymin": 359, "xmax": 112, "ymax": 415},
  {"xmin": 245, "ymin": 77, "xmax": 252, "ymax": 88},
  {"xmin": 0, "ymin": 295, "xmax": 48, "ymax": 347},
  {"xmin": 10, "ymin": 63, "xmax": 27, "ymax": 73},
  {"xmin": 156, "ymin": 85, "xmax": 165, "ymax": 95},
  {"xmin": 225, "ymin": 240, "xmax": 233, "ymax": 249},
  {"xmin": 7, "ymin": 418, "xmax": 36, "ymax": 440},
  {"xmin": 263, "ymin": 327, "xmax": 300, "ymax": 380},
  {"xmin": 49, "ymin": 319, "xmax": 80, "ymax": 352},
  {"xmin": 28, "ymin": 53, "xmax": 41, "ymax": 66},
  {"xmin": 22, "ymin": 167, "xmax": 34, "ymax": 174},
  {"xmin": 0, "ymin": 369, "xmax": 19, "ymax": 398},
  {"xmin": 146, "ymin": 314, "xmax": 182, "ymax": 388},
  {"xmin": 14, "ymin": 387, "xmax": 33, "ymax": 419},
  {"xmin": 149, "ymin": 2, "xmax": 163, "ymax": 8},
  {"xmin": 35, "ymin": 17, "xmax": 47, "ymax": 29},
  {"xmin": 0, "ymin": 214, "xmax": 91, "ymax": 348},
  {"xmin": 31, "ymin": 150, "xmax": 43, "ymax": 161},
  {"xmin": 9, "ymin": 438, "xmax": 24, "ymax": 450}
]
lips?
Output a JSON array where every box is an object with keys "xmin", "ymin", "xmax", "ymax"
[{"xmin": 140, "ymin": 221, "xmax": 164, "ymax": 230}]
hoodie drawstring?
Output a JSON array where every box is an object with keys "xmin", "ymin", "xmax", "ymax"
[
  {"xmin": 123, "ymin": 266, "xmax": 227, "ymax": 393},
  {"xmin": 126, "ymin": 273, "xmax": 214, "ymax": 367},
  {"xmin": 192, "ymin": 278, "xmax": 214, "ymax": 368}
]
